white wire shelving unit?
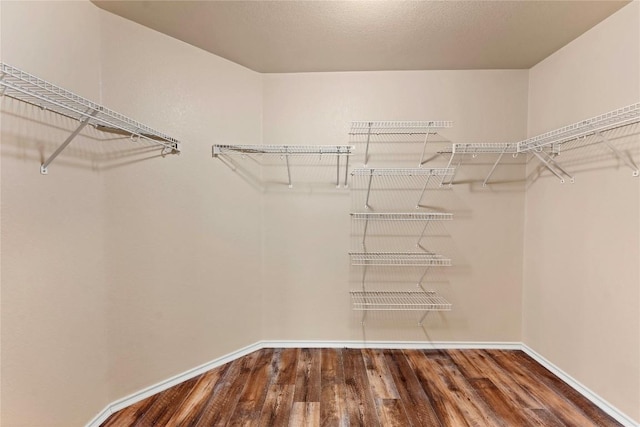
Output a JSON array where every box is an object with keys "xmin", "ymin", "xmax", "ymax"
[
  {"xmin": 351, "ymin": 167, "xmax": 455, "ymax": 209},
  {"xmin": 517, "ymin": 103, "xmax": 640, "ymax": 181},
  {"xmin": 350, "ymin": 290, "xmax": 452, "ymax": 312},
  {"xmin": 349, "ymin": 120, "xmax": 454, "ymax": 166},
  {"xmin": 0, "ymin": 62, "xmax": 181, "ymax": 174},
  {"xmin": 212, "ymin": 144, "xmax": 354, "ymax": 188},
  {"xmin": 439, "ymin": 103, "xmax": 640, "ymax": 185},
  {"xmin": 350, "ymin": 252, "xmax": 451, "ymax": 266}
]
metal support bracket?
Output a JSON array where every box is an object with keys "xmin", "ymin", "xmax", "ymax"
[
  {"xmin": 532, "ymin": 150, "xmax": 574, "ymax": 183},
  {"xmin": 362, "ymin": 218, "xmax": 370, "ymax": 247},
  {"xmin": 596, "ymin": 131, "xmax": 639, "ymax": 176},
  {"xmin": 483, "ymin": 146, "xmax": 508, "ymax": 187},
  {"xmin": 343, "ymin": 151, "xmax": 350, "ymax": 188},
  {"xmin": 285, "ymin": 151, "xmax": 292, "ymax": 188},
  {"xmin": 40, "ymin": 109, "xmax": 98, "ymax": 174},
  {"xmin": 336, "ymin": 148, "xmax": 341, "ymax": 188},
  {"xmin": 363, "ymin": 122, "xmax": 373, "ymax": 166},
  {"xmin": 415, "ymin": 173, "xmax": 432, "ymax": 209},
  {"xmin": 418, "ymin": 129, "xmax": 431, "ymax": 167},
  {"xmin": 364, "ymin": 169, "xmax": 374, "ymax": 209}
]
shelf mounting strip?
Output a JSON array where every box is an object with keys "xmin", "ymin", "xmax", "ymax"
[
  {"xmin": 350, "ymin": 120, "xmax": 453, "ymax": 167},
  {"xmin": 212, "ymin": 144, "xmax": 353, "ymax": 188},
  {"xmin": 0, "ymin": 62, "xmax": 181, "ymax": 174}
]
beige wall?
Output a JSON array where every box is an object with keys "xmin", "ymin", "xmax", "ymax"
[
  {"xmin": 524, "ymin": 1, "xmax": 640, "ymax": 422},
  {"xmin": 262, "ymin": 71, "xmax": 528, "ymax": 342},
  {"xmin": 1, "ymin": 1, "xmax": 264, "ymax": 425},
  {"xmin": 0, "ymin": 2, "xmax": 109, "ymax": 426},
  {"xmin": 98, "ymin": 11, "xmax": 264, "ymax": 400}
]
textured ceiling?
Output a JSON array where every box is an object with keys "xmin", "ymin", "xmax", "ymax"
[{"xmin": 92, "ymin": 0, "xmax": 630, "ymax": 73}]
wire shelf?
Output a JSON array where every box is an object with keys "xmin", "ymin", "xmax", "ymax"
[
  {"xmin": 0, "ymin": 62, "xmax": 180, "ymax": 151},
  {"xmin": 452, "ymin": 143, "xmax": 519, "ymax": 154},
  {"xmin": 517, "ymin": 103, "xmax": 640, "ymax": 152},
  {"xmin": 351, "ymin": 168, "xmax": 455, "ymax": 176},
  {"xmin": 213, "ymin": 144, "xmax": 353, "ymax": 156},
  {"xmin": 350, "ymin": 121, "xmax": 453, "ymax": 135},
  {"xmin": 350, "ymin": 290, "xmax": 452, "ymax": 311},
  {"xmin": 351, "ymin": 212, "xmax": 453, "ymax": 221},
  {"xmin": 350, "ymin": 252, "xmax": 451, "ymax": 266}
]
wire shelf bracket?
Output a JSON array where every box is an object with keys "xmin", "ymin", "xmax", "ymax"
[
  {"xmin": 350, "ymin": 120, "xmax": 453, "ymax": 166},
  {"xmin": 0, "ymin": 62, "xmax": 181, "ymax": 174},
  {"xmin": 212, "ymin": 144, "xmax": 354, "ymax": 188},
  {"xmin": 351, "ymin": 168, "xmax": 455, "ymax": 209},
  {"xmin": 595, "ymin": 131, "xmax": 639, "ymax": 177}
]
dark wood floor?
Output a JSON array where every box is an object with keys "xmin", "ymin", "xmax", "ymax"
[{"xmin": 101, "ymin": 348, "xmax": 621, "ymax": 426}]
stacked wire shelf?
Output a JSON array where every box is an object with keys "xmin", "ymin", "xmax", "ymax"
[{"xmin": 348, "ymin": 122, "xmax": 453, "ymax": 322}]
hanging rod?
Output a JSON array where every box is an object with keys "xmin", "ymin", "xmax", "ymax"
[
  {"xmin": 0, "ymin": 62, "xmax": 180, "ymax": 174},
  {"xmin": 351, "ymin": 212, "xmax": 453, "ymax": 221},
  {"xmin": 350, "ymin": 290, "xmax": 452, "ymax": 311},
  {"xmin": 212, "ymin": 144, "xmax": 353, "ymax": 188},
  {"xmin": 212, "ymin": 144, "xmax": 353, "ymax": 156},
  {"xmin": 517, "ymin": 103, "xmax": 640, "ymax": 153},
  {"xmin": 350, "ymin": 252, "xmax": 452, "ymax": 266}
]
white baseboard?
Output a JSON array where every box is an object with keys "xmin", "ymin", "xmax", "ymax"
[
  {"xmin": 262, "ymin": 340, "xmax": 522, "ymax": 350},
  {"xmin": 86, "ymin": 340, "xmax": 637, "ymax": 427},
  {"xmin": 521, "ymin": 344, "xmax": 638, "ymax": 427},
  {"xmin": 85, "ymin": 341, "xmax": 263, "ymax": 427}
]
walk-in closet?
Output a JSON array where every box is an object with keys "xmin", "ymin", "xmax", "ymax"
[{"xmin": 1, "ymin": 1, "xmax": 638, "ymax": 426}]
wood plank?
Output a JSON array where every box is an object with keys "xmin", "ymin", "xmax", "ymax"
[
  {"xmin": 468, "ymin": 377, "xmax": 535, "ymax": 427},
  {"xmin": 343, "ymin": 348, "xmax": 380, "ymax": 426},
  {"xmin": 508, "ymin": 351, "xmax": 622, "ymax": 426},
  {"xmin": 384, "ymin": 349, "xmax": 442, "ymax": 427},
  {"xmin": 289, "ymin": 402, "xmax": 320, "ymax": 427},
  {"xmin": 490, "ymin": 351, "xmax": 611, "ymax": 427},
  {"xmin": 378, "ymin": 399, "xmax": 411, "ymax": 427},
  {"xmin": 258, "ymin": 384, "xmax": 294, "ymax": 426},
  {"xmin": 362, "ymin": 348, "xmax": 400, "ymax": 400},
  {"xmin": 294, "ymin": 348, "xmax": 322, "ymax": 403},
  {"xmin": 449, "ymin": 350, "xmax": 556, "ymax": 426},
  {"xmin": 227, "ymin": 348, "xmax": 276, "ymax": 426},
  {"xmin": 134, "ymin": 377, "xmax": 199, "ymax": 426},
  {"xmin": 320, "ymin": 348, "xmax": 348, "ymax": 427},
  {"xmin": 404, "ymin": 350, "xmax": 473, "ymax": 427},
  {"xmin": 100, "ymin": 395, "xmax": 157, "ymax": 427},
  {"xmin": 193, "ymin": 351, "xmax": 259, "ymax": 426},
  {"xmin": 274, "ymin": 348, "xmax": 299, "ymax": 385},
  {"xmin": 163, "ymin": 365, "xmax": 227, "ymax": 426}
]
